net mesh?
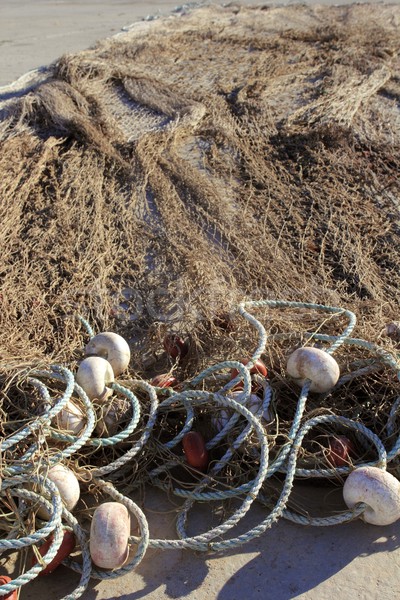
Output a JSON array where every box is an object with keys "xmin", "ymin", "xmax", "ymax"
[
  {"xmin": 0, "ymin": 2, "xmax": 399, "ymax": 373},
  {"xmin": 0, "ymin": 10, "xmax": 400, "ymax": 588}
]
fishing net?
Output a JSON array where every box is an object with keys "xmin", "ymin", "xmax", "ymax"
[
  {"xmin": 0, "ymin": 2, "xmax": 399, "ymax": 366},
  {"xmin": 0, "ymin": 3, "xmax": 399, "ymax": 598}
]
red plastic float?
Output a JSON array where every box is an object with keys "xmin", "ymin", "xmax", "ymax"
[
  {"xmin": 163, "ymin": 334, "xmax": 188, "ymax": 360},
  {"xmin": 31, "ymin": 530, "xmax": 76, "ymax": 575},
  {"xmin": 151, "ymin": 374, "xmax": 179, "ymax": 388},
  {"xmin": 327, "ymin": 435, "xmax": 355, "ymax": 467},
  {"xmin": 182, "ymin": 432, "xmax": 209, "ymax": 472},
  {"xmin": 0, "ymin": 576, "xmax": 17, "ymax": 599},
  {"xmin": 230, "ymin": 358, "xmax": 268, "ymax": 380}
]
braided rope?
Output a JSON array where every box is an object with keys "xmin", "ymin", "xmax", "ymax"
[
  {"xmin": 64, "ymin": 478, "xmax": 149, "ymax": 581},
  {"xmin": 0, "ymin": 477, "xmax": 64, "ymax": 596},
  {"xmin": 0, "ymin": 299, "xmax": 398, "ymax": 598},
  {"xmin": 51, "ymin": 382, "xmax": 141, "ymax": 448},
  {"xmin": 0, "ymin": 476, "xmax": 63, "ymax": 550},
  {"xmin": 1, "ymin": 366, "xmax": 74, "ymax": 453},
  {"xmin": 92, "ymin": 380, "xmax": 159, "ymax": 476}
]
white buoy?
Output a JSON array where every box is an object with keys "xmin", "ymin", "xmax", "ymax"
[
  {"xmin": 90, "ymin": 502, "xmax": 130, "ymax": 569},
  {"xmin": 85, "ymin": 332, "xmax": 130, "ymax": 376},
  {"xmin": 37, "ymin": 464, "xmax": 80, "ymax": 520},
  {"xmin": 343, "ymin": 466, "xmax": 400, "ymax": 525},
  {"xmin": 287, "ymin": 347, "xmax": 340, "ymax": 393},
  {"xmin": 76, "ymin": 356, "xmax": 114, "ymax": 402}
]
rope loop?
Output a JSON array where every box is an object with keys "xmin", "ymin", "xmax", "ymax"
[{"xmin": 0, "ymin": 299, "xmax": 398, "ymax": 598}]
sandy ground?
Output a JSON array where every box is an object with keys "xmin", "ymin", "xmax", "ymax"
[
  {"xmin": 0, "ymin": 0, "xmax": 267, "ymax": 86},
  {"xmin": 1, "ymin": 0, "xmax": 398, "ymax": 86},
  {"xmin": 15, "ymin": 485, "xmax": 400, "ymax": 600},
  {"xmin": 1, "ymin": 2, "xmax": 400, "ymax": 599}
]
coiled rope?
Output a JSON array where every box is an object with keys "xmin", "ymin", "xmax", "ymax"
[{"xmin": 0, "ymin": 299, "xmax": 398, "ymax": 598}]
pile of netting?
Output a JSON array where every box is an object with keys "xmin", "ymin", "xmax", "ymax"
[
  {"xmin": 0, "ymin": 3, "xmax": 399, "ymax": 367},
  {"xmin": 0, "ymin": 2, "xmax": 400, "ymax": 598},
  {"xmin": 0, "ymin": 298, "xmax": 399, "ymax": 599}
]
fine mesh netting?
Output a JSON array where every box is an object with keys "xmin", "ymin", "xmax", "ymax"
[
  {"xmin": 0, "ymin": 2, "xmax": 399, "ymax": 372},
  {"xmin": 0, "ymin": 7, "xmax": 399, "ymax": 594}
]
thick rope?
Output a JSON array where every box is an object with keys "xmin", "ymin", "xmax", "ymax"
[{"xmin": 0, "ymin": 299, "xmax": 398, "ymax": 598}]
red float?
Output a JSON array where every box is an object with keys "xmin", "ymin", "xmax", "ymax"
[
  {"xmin": 182, "ymin": 432, "xmax": 209, "ymax": 472},
  {"xmin": 0, "ymin": 576, "xmax": 17, "ymax": 600},
  {"xmin": 230, "ymin": 358, "xmax": 268, "ymax": 380},
  {"xmin": 151, "ymin": 374, "xmax": 179, "ymax": 388},
  {"xmin": 163, "ymin": 334, "xmax": 188, "ymax": 360},
  {"xmin": 327, "ymin": 435, "xmax": 355, "ymax": 467},
  {"xmin": 32, "ymin": 530, "xmax": 76, "ymax": 575},
  {"xmin": 229, "ymin": 379, "xmax": 263, "ymax": 396}
]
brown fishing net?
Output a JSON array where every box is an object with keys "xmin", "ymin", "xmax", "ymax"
[
  {"xmin": 0, "ymin": 2, "xmax": 399, "ymax": 372},
  {"xmin": 0, "ymin": 9, "xmax": 400, "ymax": 592}
]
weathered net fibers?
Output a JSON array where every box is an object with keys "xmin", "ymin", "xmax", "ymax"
[
  {"xmin": 0, "ymin": 2, "xmax": 399, "ymax": 598},
  {"xmin": 0, "ymin": 2, "xmax": 399, "ymax": 365}
]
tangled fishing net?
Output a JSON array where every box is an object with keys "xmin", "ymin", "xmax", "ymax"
[{"xmin": 0, "ymin": 2, "xmax": 399, "ymax": 598}]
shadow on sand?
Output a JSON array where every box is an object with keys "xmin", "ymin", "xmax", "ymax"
[
  {"xmin": 20, "ymin": 486, "xmax": 400, "ymax": 600},
  {"xmin": 83, "ymin": 491, "xmax": 400, "ymax": 600}
]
